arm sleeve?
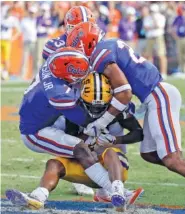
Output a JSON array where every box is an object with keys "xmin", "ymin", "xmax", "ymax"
[
  {"xmin": 42, "ymin": 76, "xmax": 77, "ymax": 110},
  {"xmin": 115, "ymin": 129, "xmax": 143, "ymax": 144},
  {"xmin": 42, "ymin": 37, "xmax": 66, "ymax": 60},
  {"xmin": 116, "ymin": 115, "xmax": 143, "ymax": 144},
  {"xmin": 90, "ymin": 49, "xmax": 116, "ymax": 73},
  {"xmin": 42, "ymin": 39, "xmax": 56, "ymax": 60}
]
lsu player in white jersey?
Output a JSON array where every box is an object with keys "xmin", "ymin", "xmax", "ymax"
[{"xmin": 6, "ymin": 73, "xmax": 144, "ymax": 210}]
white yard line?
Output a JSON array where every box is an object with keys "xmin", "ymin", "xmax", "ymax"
[
  {"xmin": 1, "ymin": 173, "xmax": 185, "ymax": 187},
  {"xmin": 1, "ymin": 87, "xmax": 26, "ymax": 92},
  {"xmin": 1, "ymin": 173, "xmax": 40, "ymax": 179},
  {"xmin": 11, "ymin": 158, "xmax": 34, "ymax": 162},
  {"xmin": 10, "ymin": 158, "xmax": 48, "ymax": 163},
  {"xmin": 0, "ymin": 139, "xmax": 18, "ymax": 143}
]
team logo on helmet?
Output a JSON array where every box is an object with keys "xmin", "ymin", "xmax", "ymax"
[
  {"xmin": 71, "ymin": 31, "xmax": 84, "ymax": 47},
  {"xmin": 67, "ymin": 64, "xmax": 87, "ymax": 75},
  {"xmin": 66, "ymin": 13, "xmax": 75, "ymax": 22}
]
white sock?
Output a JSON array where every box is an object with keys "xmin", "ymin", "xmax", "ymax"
[
  {"xmin": 112, "ymin": 180, "xmax": 124, "ymax": 196},
  {"xmin": 85, "ymin": 163, "xmax": 112, "ymax": 193},
  {"xmin": 30, "ymin": 187, "xmax": 49, "ymax": 203}
]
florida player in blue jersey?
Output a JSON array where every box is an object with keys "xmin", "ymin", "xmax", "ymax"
[
  {"xmin": 42, "ymin": 6, "xmax": 96, "ymax": 61},
  {"xmin": 67, "ymin": 22, "xmax": 185, "ymax": 178},
  {"xmin": 19, "ymin": 47, "xmax": 135, "ymax": 207},
  {"xmin": 42, "ymin": 5, "xmax": 96, "ymax": 196},
  {"xmin": 6, "ymin": 73, "xmax": 144, "ymax": 210}
]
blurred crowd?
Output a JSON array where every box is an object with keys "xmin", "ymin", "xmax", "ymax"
[{"xmin": 1, "ymin": 1, "xmax": 185, "ymax": 80}]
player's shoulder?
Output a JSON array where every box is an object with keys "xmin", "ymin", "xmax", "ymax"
[
  {"xmin": 45, "ymin": 34, "xmax": 67, "ymax": 50},
  {"xmin": 96, "ymin": 38, "xmax": 118, "ymax": 48},
  {"xmin": 42, "ymin": 34, "xmax": 67, "ymax": 60},
  {"xmin": 90, "ymin": 39, "xmax": 118, "ymax": 71}
]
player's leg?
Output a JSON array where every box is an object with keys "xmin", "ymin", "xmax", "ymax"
[
  {"xmin": 147, "ymin": 82, "xmax": 185, "ymax": 177},
  {"xmin": 102, "ymin": 147, "xmax": 125, "ymax": 207},
  {"xmin": 52, "ymin": 115, "xmax": 94, "ymax": 196},
  {"xmin": 140, "ymin": 112, "xmax": 164, "ymax": 166},
  {"xmin": 94, "ymin": 147, "xmax": 144, "ymax": 209},
  {"xmin": 22, "ymin": 127, "xmax": 115, "ymax": 197},
  {"xmin": 6, "ymin": 158, "xmax": 65, "ymax": 209}
]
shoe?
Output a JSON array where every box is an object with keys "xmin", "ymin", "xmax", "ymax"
[
  {"xmin": 72, "ymin": 183, "xmax": 94, "ymax": 195},
  {"xmin": 111, "ymin": 192, "xmax": 125, "ymax": 207},
  {"xmin": 125, "ymin": 187, "xmax": 144, "ymax": 209},
  {"xmin": 5, "ymin": 189, "xmax": 44, "ymax": 210},
  {"xmin": 94, "ymin": 188, "xmax": 111, "ymax": 202}
]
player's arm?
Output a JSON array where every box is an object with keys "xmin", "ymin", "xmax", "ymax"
[
  {"xmin": 114, "ymin": 115, "xmax": 143, "ymax": 144},
  {"xmin": 104, "ymin": 63, "xmax": 132, "ymax": 116}
]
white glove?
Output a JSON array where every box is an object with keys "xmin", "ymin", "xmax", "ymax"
[
  {"xmin": 97, "ymin": 133, "xmax": 116, "ymax": 146},
  {"xmin": 83, "ymin": 111, "xmax": 115, "ymax": 137}
]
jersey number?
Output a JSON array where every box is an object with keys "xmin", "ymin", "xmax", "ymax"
[{"xmin": 117, "ymin": 40, "xmax": 146, "ymax": 64}]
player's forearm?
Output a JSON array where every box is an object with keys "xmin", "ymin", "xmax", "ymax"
[
  {"xmin": 115, "ymin": 129, "xmax": 143, "ymax": 144},
  {"xmin": 108, "ymin": 91, "xmax": 132, "ymax": 116}
]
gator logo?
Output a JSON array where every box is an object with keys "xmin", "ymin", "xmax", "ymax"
[
  {"xmin": 71, "ymin": 31, "xmax": 84, "ymax": 47},
  {"xmin": 66, "ymin": 13, "xmax": 76, "ymax": 21},
  {"xmin": 67, "ymin": 64, "xmax": 87, "ymax": 75}
]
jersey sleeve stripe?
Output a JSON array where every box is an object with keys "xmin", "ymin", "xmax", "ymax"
[
  {"xmin": 50, "ymin": 98, "xmax": 75, "ymax": 103},
  {"xmin": 43, "ymin": 46, "xmax": 55, "ymax": 54},
  {"xmin": 45, "ymin": 44, "xmax": 58, "ymax": 51},
  {"xmin": 91, "ymin": 49, "xmax": 102, "ymax": 65},
  {"xmin": 92, "ymin": 49, "xmax": 107, "ymax": 69},
  {"xmin": 49, "ymin": 99, "xmax": 76, "ymax": 107},
  {"xmin": 94, "ymin": 50, "xmax": 111, "ymax": 71},
  {"xmin": 42, "ymin": 50, "xmax": 50, "ymax": 57}
]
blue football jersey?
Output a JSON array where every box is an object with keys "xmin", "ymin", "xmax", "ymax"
[
  {"xmin": 90, "ymin": 39, "xmax": 162, "ymax": 102},
  {"xmin": 42, "ymin": 34, "xmax": 67, "ymax": 60},
  {"xmin": 19, "ymin": 61, "xmax": 87, "ymax": 135}
]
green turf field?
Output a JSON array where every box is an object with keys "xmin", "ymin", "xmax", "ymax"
[{"xmin": 1, "ymin": 79, "xmax": 185, "ymax": 207}]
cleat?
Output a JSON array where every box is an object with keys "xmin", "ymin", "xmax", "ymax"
[
  {"xmin": 6, "ymin": 189, "xmax": 44, "ymax": 210},
  {"xmin": 93, "ymin": 189, "xmax": 111, "ymax": 202},
  {"xmin": 72, "ymin": 183, "xmax": 94, "ymax": 195},
  {"xmin": 111, "ymin": 193, "xmax": 125, "ymax": 207},
  {"xmin": 126, "ymin": 187, "xmax": 144, "ymax": 209}
]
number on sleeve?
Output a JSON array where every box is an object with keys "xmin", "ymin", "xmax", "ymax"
[
  {"xmin": 117, "ymin": 40, "xmax": 146, "ymax": 64},
  {"xmin": 50, "ymin": 38, "xmax": 65, "ymax": 48}
]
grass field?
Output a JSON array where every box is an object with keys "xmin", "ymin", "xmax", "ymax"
[{"xmin": 1, "ymin": 78, "xmax": 185, "ymax": 209}]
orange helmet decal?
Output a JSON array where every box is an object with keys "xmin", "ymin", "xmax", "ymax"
[
  {"xmin": 48, "ymin": 47, "xmax": 89, "ymax": 84},
  {"xmin": 65, "ymin": 6, "xmax": 96, "ymax": 34},
  {"xmin": 67, "ymin": 22, "xmax": 104, "ymax": 57}
]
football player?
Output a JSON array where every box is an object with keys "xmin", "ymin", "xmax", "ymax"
[
  {"xmin": 67, "ymin": 22, "xmax": 185, "ymax": 178},
  {"xmin": 42, "ymin": 6, "xmax": 96, "ymax": 61},
  {"xmin": 19, "ymin": 47, "xmax": 140, "ymax": 207},
  {"xmin": 6, "ymin": 73, "xmax": 144, "ymax": 210},
  {"xmin": 42, "ymin": 6, "xmax": 96, "ymax": 195}
]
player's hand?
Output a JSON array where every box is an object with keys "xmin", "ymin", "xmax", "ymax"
[
  {"xmin": 83, "ymin": 111, "xmax": 115, "ymax": 137},
  {"xmin": 97, "ymin": 133, "xmax": 116, "ymax": 146},
  {"xmin": 83, "ymin": 121, "xmax": 109, "ymax": 137}
]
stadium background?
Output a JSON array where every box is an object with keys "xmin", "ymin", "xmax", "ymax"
[
  {"xmin": 1, "ymin": 1, "xmax": 185, "ymax": 213},
  {"xmin": 1, "ymin": 1, "xmax": 185, "ymax": 80}
]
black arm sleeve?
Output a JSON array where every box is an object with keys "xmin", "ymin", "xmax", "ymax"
[{"xmin": 115, "ymin": 115, "xmax": 144, "ymax": 144}]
